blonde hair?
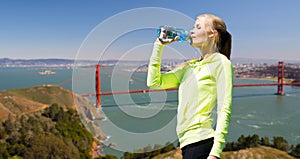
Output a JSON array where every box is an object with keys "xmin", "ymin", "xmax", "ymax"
[{"xmin": 197, "ymin": 14, "xmax": 232, "ymax": 59}]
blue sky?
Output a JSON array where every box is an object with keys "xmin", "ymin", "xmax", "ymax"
[{"xmin": 1, "ymin": 0, "xmax": 300, "ymax": 61}]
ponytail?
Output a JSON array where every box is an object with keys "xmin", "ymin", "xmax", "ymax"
[{"xmin": 217, "ymin": 31, "xmax": 232, "ymax": 60}]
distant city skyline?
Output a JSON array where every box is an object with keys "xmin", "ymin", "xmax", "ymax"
[{"xmin": 1, "ymin": 0, "xmax": 300, "ymax": 61}]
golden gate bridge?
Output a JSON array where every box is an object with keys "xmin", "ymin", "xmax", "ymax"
[{"xmin": 63, "ymin": 61, "xmax": 300, "ymax": 108}]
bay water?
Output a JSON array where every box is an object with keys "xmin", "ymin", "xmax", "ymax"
[{"xmin": 1, "ymin": 67, "xmax": 300, "ymax": 155}]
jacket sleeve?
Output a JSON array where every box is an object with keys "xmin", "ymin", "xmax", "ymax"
[
  {"xmin": 147, "ymin": 42, "xmax": 184, "ymax": 89},
  {"xmin": 210, "ymin": 59, "xmax": 233, "ymax": 158}
]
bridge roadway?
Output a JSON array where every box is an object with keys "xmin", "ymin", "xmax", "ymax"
[{"xmin": 81, "ymin": 82, "xmax": 300, "ymax": 97}]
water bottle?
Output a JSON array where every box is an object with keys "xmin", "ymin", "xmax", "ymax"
[{"xmin": 156, "ymin": 25, "xmax": 190, "ymax": 42}]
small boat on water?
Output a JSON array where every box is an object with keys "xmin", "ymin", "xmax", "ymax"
[
  {"xmin": 38, "ymin": 70, "xmax": 56, "ymax": 75},
  {"xmin": 108, "ymin": 143, "xmax": 116, "ymax": 147}
]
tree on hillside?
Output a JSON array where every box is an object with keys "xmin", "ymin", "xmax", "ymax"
[
  {"xmin": 0, "ymin": 142, "xmax": 10, "ymax": 159},
  {"xmin": 3, "ymin": 114, "xmax": 15, "ymax": 135},
  {"xmin": 0, "ymin": 121, "xmax": 7, "ymax": 139},
  {"xmin": 291, "ymin": 144, "xmax": 300, "ymax": 158},
  {"xmin": 162, "ymin": 141, "xmax": 175, "ymax": 153},
  {"xmin": 42, "ymin": 103, "xmax": 63, "ymax": 121},
  {"xmin": 272, "ymin": 136, "xmax": 290, "ymax": 152},
  {"xmin": 250, "ymin": 134, "xmax": 260, "ymax": 147},
  {"xmin": 223, "ymin": 141, "xmax": 239, "ymax": 151},
  {"xmin": 24, "ymin": 133, "xmax": 80, "ymax": 159},
  {"xmin": 121, "ymin": 142, "xmax": 176, "ymax": 159},
  {"xmin": 150, "ymin": 144, "xmax": 163, "ymax": 157},
  {"xmin": 236, "ymin": 134, "xmax": 260, "ymax": 149},
  {"xmin": 261, "ymin": 136, "xmax": 270, "ymax": 146}
]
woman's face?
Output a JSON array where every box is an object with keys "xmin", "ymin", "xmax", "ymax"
[{"xmin": 190, "ymin": 17, "xmax": 211, "ymax": 47}]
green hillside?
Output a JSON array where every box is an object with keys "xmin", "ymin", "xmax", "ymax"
[
  {"xmin": 0, "ymin": 103, "xmax": 97, "ymax": 159},
  {"xmin": 1, "ymin": 85, "xmax": 74, "ymax": 109},
  {"xmin": 0, "ymin": 85, "xmax": 107, "ymax": 159},
  {"xmin": 0, "ymin": 85, "xmax": 101, "ymax": 120},
  {"xmin": 222, "ymin": 146, "xmax": 296, "ymax": 159},
  {"xmin": 0, "ymin": 84, "xmax": 105, "ymax": 137},
  {"xmin": 151, "ymin": 146, "xmax": 297, "ymax": 159}
]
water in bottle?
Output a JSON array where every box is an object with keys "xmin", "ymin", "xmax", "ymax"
[{"xmin": 156, "ymin": 25, "xmax": 190, "ymax": 42}]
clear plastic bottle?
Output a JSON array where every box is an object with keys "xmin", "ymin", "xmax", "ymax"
[{"xmin": 156, "ymin": 25, "xmax": 190, "ymax": 42}]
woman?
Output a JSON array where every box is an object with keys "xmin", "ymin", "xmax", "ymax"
[{"xmin": 147, "ymin": 14, "xmax": 233, "ymax": 159}]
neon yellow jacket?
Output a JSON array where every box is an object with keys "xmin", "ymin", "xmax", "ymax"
[{"xmin": 147, "ymin": 42, "xmax": 233, "ymax": 158}]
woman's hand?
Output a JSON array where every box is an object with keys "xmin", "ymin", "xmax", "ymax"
[
  {"xmin": 207, "ymin": 155, "xmax": 218, "ymax": 159},
  {"xmin": 156, "ymin": 27, "xmax": 179, "ymax": 45}
]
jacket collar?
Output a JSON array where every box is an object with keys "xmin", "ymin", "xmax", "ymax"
[{"xmin": 188, "ymin": 53, "xmax": 224, "ymax": 67}]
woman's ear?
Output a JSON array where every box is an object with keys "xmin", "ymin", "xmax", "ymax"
[{"xmin": 208, "ymin": 30, "xmax": 218, "ymax": 38}]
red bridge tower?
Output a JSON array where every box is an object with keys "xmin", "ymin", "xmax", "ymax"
[
  {"xmin": 276, "ymin": 61, "xmax": 285, "ymax": 95},
  {"xmin": 95, "ymin": 64, "xmax": 102, "ymax": 108}
]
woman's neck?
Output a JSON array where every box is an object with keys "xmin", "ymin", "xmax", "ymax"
[
  {"xmin": 198, "ymin": 39, "xmax": 218, "ymax": 59},
  {"xmin": 202, "ymin": 52, "xmax": 214, "ymax": 59},
  {"xmin": 200, "ymin": 46, "xmax": 218, "ymax": 59}
]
